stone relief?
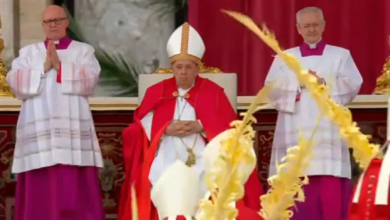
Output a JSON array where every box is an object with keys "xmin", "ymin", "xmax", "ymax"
[
  {"xmin": 74, "ymin": 0, "xmax": 175, "ymax": 96},
  {"xmin": 75, "ymin": 0, "xmax": 174, "ymax": 74}
]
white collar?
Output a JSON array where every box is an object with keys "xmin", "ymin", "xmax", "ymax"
[{"xmin": 305, "ymin": 38, "xmax": 322, "ymax": 49}]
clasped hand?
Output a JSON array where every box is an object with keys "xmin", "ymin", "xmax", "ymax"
[
  {"xmin": 301, "ymin": 70, "xmax": 325, "ymax": 87},
  {"xmin": 309, "ymin": 70, "xmax": 325, "ymax": 85},
  {"xmin": 44, "ymin": 41, "xmax": 61, "ymax": 72},
  {"xmin": 165, "ymin": 120, "xmax": 203, "ymax": 137}
]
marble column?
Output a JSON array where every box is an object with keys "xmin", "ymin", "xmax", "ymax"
[
  {"xmin": 0, "ymin": 0, "xmax": 15, "ymax": 65},
  {"xmin": 19, "ymin": 0, "xmax": 51, "ymax": 47}
]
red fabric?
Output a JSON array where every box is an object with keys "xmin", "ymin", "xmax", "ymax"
[
  {"xmin": 295, "ymin": 93, "xmax": 301, "ymax": 102},
  {"xmin": 162, "ymin": 216, "xmax": 188, "ymax": 220},
  {"xmin": 119, "ymin": 76, "xmax": 245, "ymax": 220},
  {"xmin": 160, "ymin": 204, "xmax": 265, "ymax": 220},
  {"xmin": 188, "ymin": 0, "xmax": 390, "ymax": 95},
  {"xmin": 206, "ymin": 190, "xmax": 264, "ymax": 220},
  {"xmin": 243, "ymin": 168, "xmax": 263, "ymax": 211},
  {"xmin": 57, "ymin": 63, "xmax": 62, "ymax": 83},
  {"xmin": 236, "ymin": 200, "xmax": 264, "ymax": 220},
  {"xmin": 348, "ymin": 159, "xmax": 390, "ymax": 220}
]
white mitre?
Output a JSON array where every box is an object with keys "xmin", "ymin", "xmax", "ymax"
[
  {"xmin": 166, "ymin": 22, "xmax": 205, "ymax": 65},
  {"xmin": 151, "ymin": 160, "xmax": 202, "ymax": 220},
  {"xmin": 202, "ymin": 129, "xmax": 257, "ymax": 187}
]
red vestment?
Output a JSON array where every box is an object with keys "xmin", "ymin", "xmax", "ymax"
[
  {"xmin": 235, "ymin": 200, "xmax": 264, "ymax": 220},
  {"xmin": 118, "ymin": 76, "xmax": 263, "ymax": 220},
  {"xmin": 349, "ymin": 159, "xmax": 390, "ymax": 220}
]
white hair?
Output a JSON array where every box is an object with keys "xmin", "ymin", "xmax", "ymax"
[{"xmin": 296, "ymin": 7, "xmax": 324, "ymax": 24}]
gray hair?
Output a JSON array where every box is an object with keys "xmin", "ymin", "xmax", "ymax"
[{"xmin": 296, "ymin": 7, "xmax": 324, "ymax": 24}]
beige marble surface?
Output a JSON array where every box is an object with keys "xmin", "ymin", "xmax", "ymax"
[
  {"xmin": 19, "ymin": 0, "xmax": 50, "ymax": 48},
  {"xmin": 0, "ymin": 0, "xmax": 16, "ymax": 64}
]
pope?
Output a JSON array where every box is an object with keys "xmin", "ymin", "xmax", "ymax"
[{"xmin": 118, "ymin": 22, "xmax": 263, "ymax": 220}]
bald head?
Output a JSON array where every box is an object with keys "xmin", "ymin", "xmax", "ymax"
[
  {"xmin": 41, "ymin": 5, "xmax": 68, "ymax": 40},
  {"xmin": 42, "ymin": 5, "xmax": 67, "ymax": 20}
]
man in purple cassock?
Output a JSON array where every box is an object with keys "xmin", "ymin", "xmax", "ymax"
[
  {"xmin": 265, "ymin": 6, "xmax": 363, "ymax": 220},
  {"xmin": 6, "ymin": 5, "xmax": 104, "ymax": 220}
]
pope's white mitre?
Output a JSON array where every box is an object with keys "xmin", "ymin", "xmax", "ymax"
[
  {"xmin": 166, "ymin": 22, "xmax": 205, "ymax": 64},
  {"xmin": 151, "ymin": 160, "xmax": 201, "ymax": 219},
  {"xmin": 202, "ymin": 129, "xmax": 257, "ymax": 185}
]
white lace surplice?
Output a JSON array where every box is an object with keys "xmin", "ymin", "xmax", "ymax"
[
  {"xmin": 266, "ymin": 45, "xmax": 363, "ymax": 179},
  {"xmin": 7, "ymin": 41, "xmax": 103, "ymax": 173}
]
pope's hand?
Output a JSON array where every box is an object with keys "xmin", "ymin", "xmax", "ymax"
[
  {"xmin": 165, "ymin": 121, "xmax": 203, "ymax": 137},
  {"xmin": 165, "ymin": 122, "xmax": 185, "ymax": 137},
  {"xmin": 181, "ymin": 121, "xmax": 203, "ymax": 136}
]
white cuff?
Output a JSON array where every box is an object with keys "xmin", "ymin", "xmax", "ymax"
[{"xmin": 198, "ymin": 120, "xmax": 207, "ymax": 138}]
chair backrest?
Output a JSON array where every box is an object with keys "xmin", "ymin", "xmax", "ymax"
[{"xmin": 138, "ymin": 73, "xmax": 237, "ymax": 109}]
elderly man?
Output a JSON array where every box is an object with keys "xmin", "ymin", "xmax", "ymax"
[
  {"xmin": 6, "ymin": 5, "xmax": 104, "ymax": 220},
  {"xmin": 119, "ymin": 22, "xmax": 263, "ymax": 220},
  {"xmin": 265, "ymin": 6, "xmax": 363, "ymax": 220}
]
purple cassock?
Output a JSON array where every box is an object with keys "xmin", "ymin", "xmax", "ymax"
[
  {"xmin": 288, "ymin": 40, "xmax": 352, "ymax": 220},
  {"xmin": 14, "ymin": 36, "xmax": 105, "ymax": 220}
]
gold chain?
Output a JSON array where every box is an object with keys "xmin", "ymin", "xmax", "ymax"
[
  {"xmin": 179, "ymin": 135, "xmax": 198, "ymax": 167},
  {"xmin": 175, "ymin": 94, "xmax": 198, "ymax": 167}
]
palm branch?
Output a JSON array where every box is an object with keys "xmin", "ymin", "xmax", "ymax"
[{"xmin": 65, "ymin": 8, "xmax": 140, "ymax": 96}]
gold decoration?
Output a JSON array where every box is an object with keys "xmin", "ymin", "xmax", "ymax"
[
  {"xmin": 200, "ymin": 66, "xmax": 222, "ymax": 73},
  {"xmin": 222, "ymin": 9, "xmax": 379, "ymax": 168},
  {"xmin": 184, "ymin": 93, "xmax": 190, "ymax": 99},
  {"xmin": 155, "ymin": 68, "xmax": 174, "ymax": 74},
  {"xmin": 0, "ymin": 15, "xmax": 12, "ymax": 97},
  {"xmin": 131, "ymin": 185, "xmax": 139, "ymax": 220},
  {"xmin": 185, "ymin": 148, "xmax": 196, "ymax": 167},
  {"xmin": 155, "ymin": 64, "xmax": 222, "ymax": 74},
  {"xmin": 374, "ymin": 55, "xmax": 390, "ymax": 94}
]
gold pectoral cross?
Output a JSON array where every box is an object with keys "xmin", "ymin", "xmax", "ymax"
[{"xmin": 185, "ymin": 148, "xmax": 196, "ymax": 167}]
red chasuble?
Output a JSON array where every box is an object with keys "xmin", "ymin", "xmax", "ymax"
[
  {"xmin": 235, "ymin": 200, "xmax": 264, "ymax": 220},
  {"xmin": 202, "ymin": 195, "xmax": 264, "ymax": 220},
  {"xmin": 118, "ymin": 76, "xmax": 263, "ymax": 220},
  {"xmin": 349, "ymin": 159, "xmax": 390, "ymax": 220}
]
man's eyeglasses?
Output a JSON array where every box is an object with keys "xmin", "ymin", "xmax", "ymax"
[{"xmin": 42, "ymin": 18, "xmax": 67, "ymax": 26}]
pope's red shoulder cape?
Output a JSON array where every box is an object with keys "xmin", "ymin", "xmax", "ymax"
[
  {"xmin": 349, "ymin": 159, "xmax": 390, "ymax": 220},
  {"xmin": 118, "ymin": 76, "xmax": 263, "ymax": 220}
]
